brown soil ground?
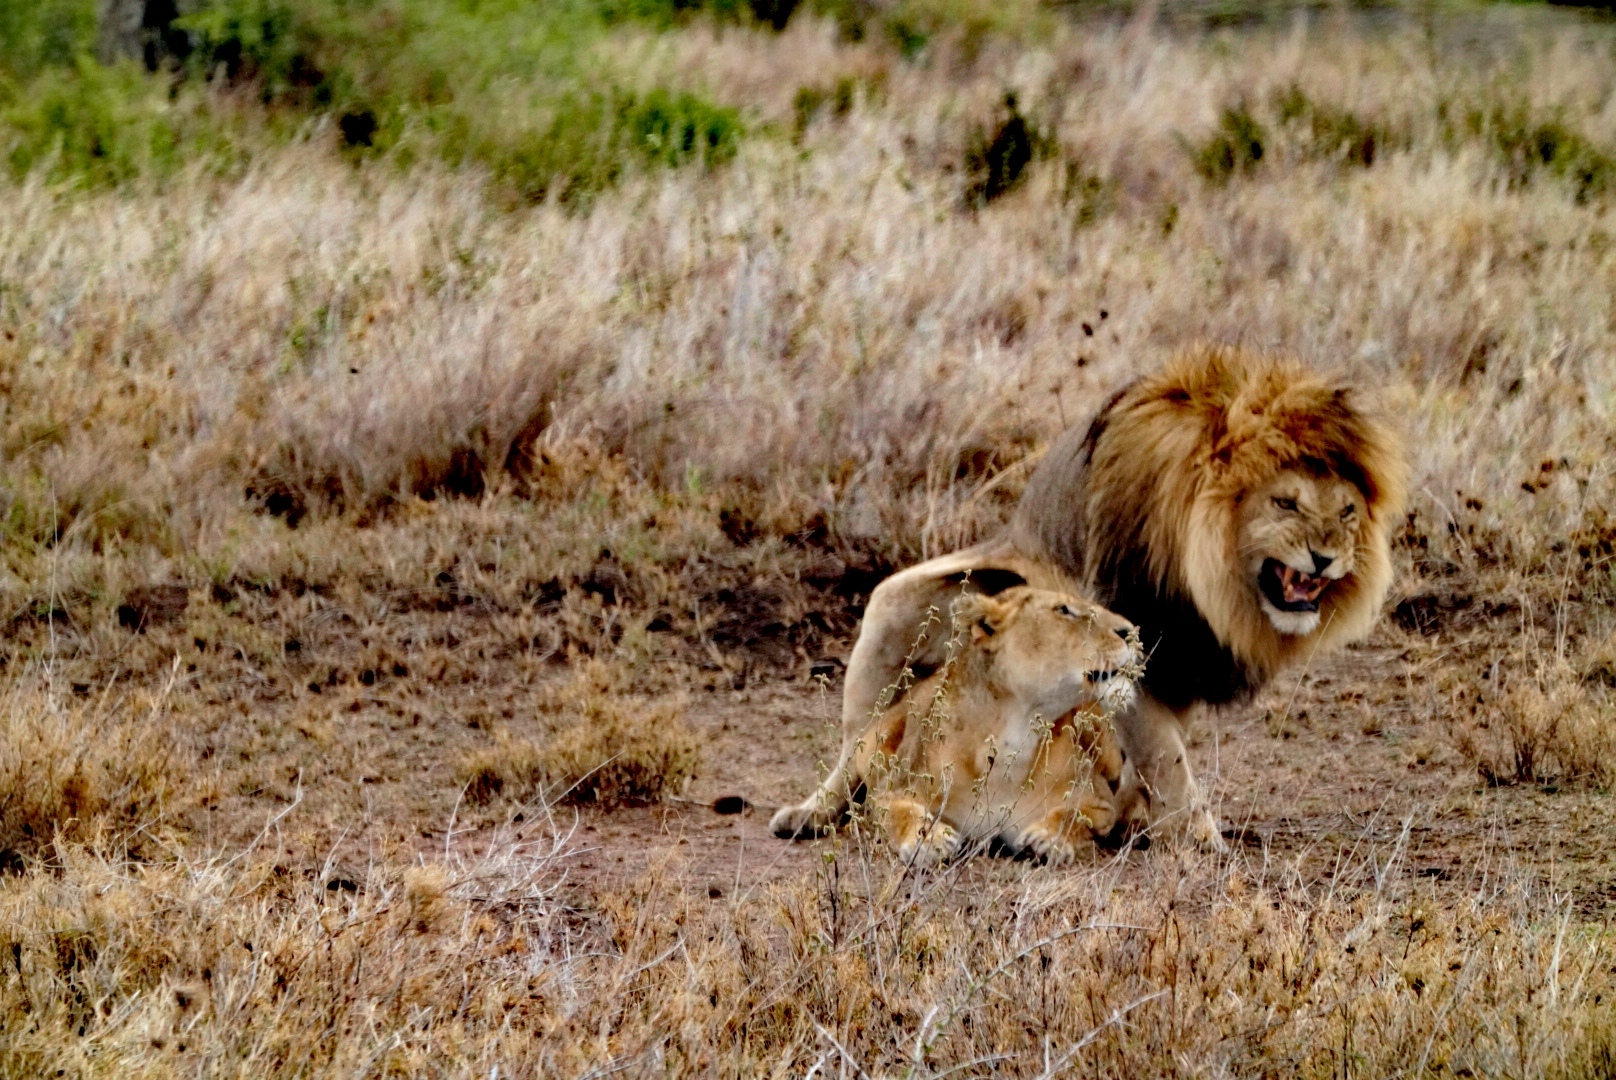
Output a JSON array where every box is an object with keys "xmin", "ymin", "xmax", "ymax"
[{"xmin": 176, "ymin": 593, "xmax": 1616, "ymax": 916}]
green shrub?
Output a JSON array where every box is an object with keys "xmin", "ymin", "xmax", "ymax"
[
  {"xmin": 1192, "ymin": 104, "xmax": 1266, "ymax": 183},
  {"xmin": 0, "ymin": 58, "xmax": 235, "ymax": 186},
  {"xmin": 1473, "ymin": 103, "xmax": 1616, "ymax": 204},
  {"xmin": 598, "ymin": 0, "xmax": 803, "ymax": 29},
  {"xmin": 178, "ymin": 0, "xmax": 313, "ymax": 97},
  {"xmin": 1276, "ymin": 85, "xmax": 1397, "ymax": 168},
  {"xmin": 477, "ymin": 87, "xmax": 741, "ymax": 204},
  {"xmin": 0, "ymin": 0, "xmax": 97, "ymax": 81}
]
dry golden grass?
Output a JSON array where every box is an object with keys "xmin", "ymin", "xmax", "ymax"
[
  {"xmin": 1, "ymin": 820, "xmax": 1614, "ymax": 1076},
  {"xmin": 457, "ymin": 659, "xmax": 699, "ymax": 807},
  {"xmin": 4, "ymin": 4, "xmax": 1616, "ymax": 1075},
  {"xmin": 0, "ymin": 669, "xmax": 191, "ymax": 867}
]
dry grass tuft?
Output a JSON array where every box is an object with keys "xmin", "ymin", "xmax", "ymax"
[
  {"xmin": 1459, "ymin": 654, "xmax": 1616, "ymax": 788},
  {"xmin": 0, "ymin": 670, "xmax": 190, "ymax": 867},
  {"xmin": 459, "ymin": 660, "xmax": 699, "ymax": 807},
  {"xmin": 540, "ymin": 692, "xmax": 697, "ymax": 807}
]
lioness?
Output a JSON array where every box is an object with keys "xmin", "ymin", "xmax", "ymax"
[
  {"xmin": 848, "ymin": 586, "xmax": 1139, "ymax": 866},
  {"xmin": 775, "ymin": 345, "xmax": 1405, "ymax": 850}
]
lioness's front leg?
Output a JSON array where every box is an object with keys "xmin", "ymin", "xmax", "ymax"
[
  {"xmin": 770, "ymin": 548, "xmax": 1004, "ymax": 839},
  {"xmin": 877, "ymin": 797, "xmax": 960, "ymax": 866},
  {"xmin": 1113, "ymin": 694, "xmax": 1225, "ymax": 852}
]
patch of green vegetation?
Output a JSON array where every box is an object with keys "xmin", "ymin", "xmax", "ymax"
[
  {"xmin": 1275, "ymin": 84, "xmax": 1397, "ymax": 168},
  {"xmin": 1464, "ymin": 101, "xmax": 1616, "ymax": 204},
  {"xmin": 181, "ymin": 0, "xmax": 747, "ymax": 202},
  {"xmin": 963, "ymin": 93, "xmax": 1056, "ymax": 209},
  {"xmin": 792, "ymin": 74, "xmax": 881, "ymax": 139},
  {"xmin": 0, "ymin": 1, "xmax": 235, "ymax": 186},
  {"xmin": 1191, "ymin": 104, "xmax": 1266, "ymax": 183},
  {"xmin": 1063, "ymin": 160, "xmax": 1114, "ymax": 226},
  {"xmin": 487, "ymin": 87, "xmax": 741, "ymax": 203},
  {"xmin": 0, "ymin": 0, "xmax": 98, "ymax": 80},
  {"xmin": 8, "ymin": 59, "xmax": 251, "ymax": 186},
  {"xmin": 598, "ymin": 0, "xmax": 803, "ymax": 30},
  {"xmin": 0, "ymin": 0, "xmax": 745, "ymax": 198}
]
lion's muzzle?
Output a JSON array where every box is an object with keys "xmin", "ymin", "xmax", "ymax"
[{"xmin": 1259, "ymin": 558, "xmax": 1331, "ymax": 613}]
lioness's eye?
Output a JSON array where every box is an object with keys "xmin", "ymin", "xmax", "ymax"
[
  {"xmin": 1273, "ymin": 497, "xmax": 1298, "ymax": 512},
  {"xmin": 1057, "ymin": 604, "xmax": 1077, "ymax": 618},
  {"xmin": 1339, "ymin": 504, "xmax": 1356, "ymax": 521}
]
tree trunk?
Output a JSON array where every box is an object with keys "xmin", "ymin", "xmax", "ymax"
[{"xmin": 96, "ymin": 0, "xmax": 190, "ymax": 70}]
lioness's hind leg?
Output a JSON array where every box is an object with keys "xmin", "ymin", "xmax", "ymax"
[{"xmin": 772, "ymin": 546, "xmax": 1012, "ymax": 842}]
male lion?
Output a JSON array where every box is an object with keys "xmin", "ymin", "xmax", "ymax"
[
  {"xmin": 774, "ymin": 345, "xmax": 1405, "ymax": 849},
  {"xmin": 849, "ymin": 586, "xmax": 1139, "ymax": 866}
]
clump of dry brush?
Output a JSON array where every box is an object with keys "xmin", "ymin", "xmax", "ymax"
[{"xmin": 2, "ymin": 756, "xmax": 1614, "ymax": 1076}]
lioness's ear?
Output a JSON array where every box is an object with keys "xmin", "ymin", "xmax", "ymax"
[{"xmin": 958, "ymin": 594, "xmax": 1010, "ymax": 642}]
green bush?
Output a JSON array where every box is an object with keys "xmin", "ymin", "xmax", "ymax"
[
  {"xmin": 0, "ymin": 0, "xmax": 97, "ymax": 80},
  {"xmin": 0, "ymin": 1, "xmax": 243, "ymax": 187},
  {"xmin": 0, "ymin": 57, "xmax": 240, "ymax": 187},
  {"xmin": 1474, "ymin": 103, "xmax": 1616, "ymax": 204},
  {"xmin": 1192, "ymin": 105, "xmax": 1267, "ymax": 183},
  {"xmin": 1275, "ymin": 85, "xmax": 1397, "ymax": 169},
  {"xmin": 480, "ymin": 88, "xmax": 741, "ymax": 204}
]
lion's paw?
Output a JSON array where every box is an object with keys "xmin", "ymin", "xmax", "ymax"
[
  {"xmin": 1188, "ymin": 808, "xmax": 1228, "ymax": 854},
  {"xmin": 1155, "ymin": 806, "xmax": 1227, "ymax": 853}
]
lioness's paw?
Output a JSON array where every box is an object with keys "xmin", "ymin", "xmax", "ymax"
[
  {"xmin": 1014, "ymin": 824, "xmax": 1078, "ymax": 866},
  {"xmin": 898, "ymin": 821, "xmax": 959, "ymax": 867},
  {"xmin": 770, "ymin": 802, "xmax": 835, "ymax": 840}
]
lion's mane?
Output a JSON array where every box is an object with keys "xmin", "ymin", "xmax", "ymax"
[{"xmin": 1009, "ymin": 344, "xmax": 1406, "ymax": 709}]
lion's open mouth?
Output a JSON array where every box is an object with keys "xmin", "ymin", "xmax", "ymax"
[{"xmin": 1258, "ymin": 558, "xmax": 1330, "ymax": 612}]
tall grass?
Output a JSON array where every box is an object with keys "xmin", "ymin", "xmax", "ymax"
[{"xmin": 5, "ymin": 8, "xmax": 1615, "ymax": 560}]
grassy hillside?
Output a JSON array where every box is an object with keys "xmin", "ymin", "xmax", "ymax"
[{"xmin": 3, "ymin": 0, "xmax": 1616, "ymax": 1074}]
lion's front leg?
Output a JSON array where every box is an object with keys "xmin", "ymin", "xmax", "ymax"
[{"xmin": 1113, "ymin": 694, "xmax": 1225, "ymax": 852}]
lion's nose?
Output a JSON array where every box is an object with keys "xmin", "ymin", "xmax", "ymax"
[{"xmin": 1310, "ymin": 551, "xmax": 1334, "ymax": 574}]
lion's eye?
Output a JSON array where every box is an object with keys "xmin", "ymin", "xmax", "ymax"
[
  {"xmin": 1339, "ymin": 504, "xmax": 1356, "ymax": 521},
  {"xmin": 1057, "ymin": 604, "xmax": 1077, "ymax": 618},
  {"xmin": 1272, "ymin": 497, "xmax": 1298, "ymax": 512}
]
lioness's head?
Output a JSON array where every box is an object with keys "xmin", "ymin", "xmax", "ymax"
[
  {"xmin": 956, "ymin": 587, "xmax": 1140, "ymax": 716},
  {"xmin": 1238, "ymin": 466, "xmax": 1368, "ymax": 636}
]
